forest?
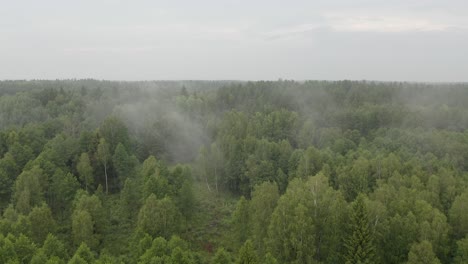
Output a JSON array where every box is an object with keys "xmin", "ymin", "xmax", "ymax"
[{"xmin": 0, "ymin": 79, "xmax": 467, "ymax": 264}]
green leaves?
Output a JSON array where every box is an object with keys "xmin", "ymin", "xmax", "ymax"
[
  {"xmin": 137, "ymin": 195, "xmax": 180, "ymax": 239},
  {"xmin": 77, "ymin": 153, "xmax": 93, "ymax": 192}
]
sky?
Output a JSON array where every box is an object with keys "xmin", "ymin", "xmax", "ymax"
[{"xmin": 1, "ymin": 0, "xmax": 468, "ymax": 81}]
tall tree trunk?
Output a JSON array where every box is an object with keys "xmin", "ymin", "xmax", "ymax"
[{"xmin": 104, "ymin": 163, "xmax": 108, "ymax": 194}]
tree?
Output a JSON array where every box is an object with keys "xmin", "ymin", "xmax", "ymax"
[
  {"xmin": 343, "ymin": 194, "xmax": 375, "ymax": 264},
  {"xmin": 99, "ymin": 116, "xmax": 130, "ymax": 153},
  {"xmin": 72, "ymin": 209, "xmax": 96, "ymax": 249},
  {"xmin": 0, "ymin": 153, "xmax": 18, "ymax": 204},
  {"xmin": 450, "ymin": 190, "xmax": 468, "ymax": 240},
  {"xmin": 249, "ymin": 182, "xmax": 279, "ymax": 255},
  {"xmin": 28, "ymin": 203, "xmax": 56, "ymax": 244},
  {"xmin": 30, "ymin": 250, "xmax": 48, "ymax": 264},
  {"xmin": 212, "ymin": 247, "xmax": 232, "ymax": 264},
  {"xmin": 97, "ymin": 138, "xmax": 110, "ymax": 194},
  {"xmin": 177, "ymin": 180, "xmax": 196, "ymax": 222},
  {"xmin": 112, "ymin": 143, "xmax": 137, "ymax": 189},
  {"xmin": 236, "ymin": 240, "xmax": 258, "ymax": 264},
  {"xmin": 13, "ymin": 166, "xmax": 44, "ymax": 214},
  {"xmin": 48, "ymin": 169, "xmax": 79, "ymax": 218},
  {"xmin": 14, "ymin": 234, "xmax": 37, "ymax": 264},
  {"xmin": 72, "ymin": 192, "xmax": 105, "ymax": 246},
  {"xmin": 455, "ymin": 235, "xmax": 468, "ymax": 264},
  {"xmin": 263, "ymin": 253, "xmax": 278, "ymax": 264},
  {"xmin": 137, "ymin": 195, "xmax": 180, "ymax": 238},
  {"xmin": 267, "ymin": 178, "xmax": 315, "ymax": 263},
  {"xmin": 42, "ymin": 234, "xmax": 67, "ymax": 260},
  {"xmin": 77, "ymin": 153, "xmax": 93, "ymax": 192},
  {"xmin": 71, "ymin": 242, "xmax": 95, "ymax": 264},
  {"xmin": 119, "ymin": 178, "xmax": 141, "ymax": 222},
  {"xmin": 231, "ymin": 196, "xmax": 250, "ymax": 246},
  {"xmin": 407, "ymin": 240, "xmax": 441, "ymax": 264}
]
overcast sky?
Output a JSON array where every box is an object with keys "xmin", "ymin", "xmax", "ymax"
[{"xmin": 1, "ymin": 0, "xmax": 468, "ymax": 81}]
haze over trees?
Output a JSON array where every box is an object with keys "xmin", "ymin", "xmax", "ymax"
[{"xmin": 0, "ymin": 79, "xmax": 468, "ymax": 263}]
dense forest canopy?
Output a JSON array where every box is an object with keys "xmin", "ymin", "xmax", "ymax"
[{"xmin": 0, "ymin": 80, "xmax": 467, "ymax": 263}]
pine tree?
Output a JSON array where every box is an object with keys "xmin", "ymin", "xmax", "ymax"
[{"xmin": 344, "ymin": 194, "xmax": 375, "ymax": 264}]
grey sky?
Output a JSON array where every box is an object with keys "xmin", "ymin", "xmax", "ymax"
[{"xmin": 1, "ymin": 0, "xmax": 468, "ymax": 81}]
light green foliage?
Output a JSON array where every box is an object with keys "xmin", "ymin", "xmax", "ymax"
[
  {"xmin": 13, "ymin": 166, "xmax": 44, "ymax": 214},
  {"xmin": 455, "ymin": 236, "xmax": 468, "ymax": 264},
  {"xmin": 236, "ymin": 240, "xmax": 258, "ymax": 264},
  {"xmin": 407, "ymin": 240, "xmax": 441, "ymax": 264},
  {"xmin": 71, "ymin": 242, "xmax": 95, "ymax": 264},
  {"xmin": 42, "ymin": 234, "xmax": 68, "ymax": 260},
  {"xmin": 99, "ymin": 116, "xmax": 130, "ymax": 153},
  {"xmin": 137, "ymin": 195, "xmax": 180, "ymax": 238},
  {"xmin": 72, "ymin": 210, "xmax": 96, "ymax": 249},
  {"xmin": 28, "ymin": 203, "xmax": 56, "ymax": 244},
  {"xmin": 212, "ymin": 247, "xmax": 232, "ymax": 264},
  {"xmin": 249, "ymin": 182, "xmax": 279, "ymax": 255},
  {"xmin": 112, "ymin": 143, "xmax": 137, "ymax": 189},
  {"xmin": 119, "ymin": 178, "xmax": 141, "ymax": 221},
  {"xmin": 48, "ymin": 169, "xmax": 80, "ymax": 217},
  {"xmin": 77, "ymin": 153, "xmax": 94, "ymax": 191},
  {"xmin": 30, "ymin": 250, "xmax": 48, "ymax": 264},
  {"xmin": 14, "ymin": 234, "xmax": 37, "ymax": 263},
  {"xmin": 231, "ymin": 196, "xmax": 250, "ymax": 245},
  {"xmin": 450, "ymin": 190, "xmax": 468, "ymax": 239}
]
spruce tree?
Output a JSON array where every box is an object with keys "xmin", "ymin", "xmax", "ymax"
[{"xmin": 344, "ymin": 194, "xmax": 375, "ymax": 264}]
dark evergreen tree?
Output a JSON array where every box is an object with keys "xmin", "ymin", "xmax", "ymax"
[{"xmin": 343, "ymin": 194, "xmax": 375, "ymax": 264}]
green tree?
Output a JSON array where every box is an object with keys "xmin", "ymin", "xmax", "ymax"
[
  {"xmin": 212, "ymin": 247, "xmax": 232, "ymax": 264},
  {"xmin": 231, "ymin": 196, "xmax": 250, "ymax": 246},
  {"xmin": 267, "ymin": 178, "xmax": 315, "ymax": 263},
  {"xmin": 14, "ymin": 234, "xmax": 37, "ymax": 264},
  {"xmin": 13, "ymin": 166, "xmax": 44, "ymax": 214},
  {"xmin": 70, "ymin": 242, "xmax": 95, "ymax": 264},
  {"xmin": 455, "ymin": 235, "xmax": 468, "ymax": 264},
  {"xmin": 263, "ymin": 253, "xmax": 278, "ymax": 264},
  {"xmin": 450, "ymin": 190, "xmax": 468, "ymax": 240},
  {"xmin": 48, "ymin": 169, "xmax": 79, "ymax": 218},
  {"xmin": 72, "ymin": 209, "xmax": 96, "ymax": 249},
  {"xmin": 42, "ymin": 234, "xmax": 68, "ymax": 260},
  {"xmin": 30, "ymin": 250, "xmax": 48, "ymax": 264},
  {"xmin": 407, "ymin": 240, "xmax": 441, "ymax": 264},
  {"xmin": 119, "ymin": 178, "xmax": 141, "ymax": 222},
  {"xmin": 236, "ymin": 240, "xmax": 258, "ymax": 264},
  {"xmin": 177, "ymin": 180, "xmax": 195, "ymax": 222},
  {"xmin": 137, "ymin": 195, "xmax": 180, "ymax": 238},
  {"xmin": 77, "ymin": 153, "xmax": 93, "ymax": 192},
  {"xmin": 97, "ymin": 138, "xmax": 110, "ymax": 194},
  {"xmin": 28, "ymin": 203, "xmax": 56, "ymax": 244},
  {"xmin": 343, "ymin": 194, "xmax": 375, "ymax": 264},
  {"xmin": 0, "ymin": 153, "xmax": 18, "ymax": 204},
  {"xmin": 112, "ymin": 143, "xmax": 137, "ymax": 189},
  {"xmin": 249, "ymin": 182, "xmax": 279, "ymax": 255},
  {"xmin": 99, "ymin": 116, "xmax": 130, "ymax": 153}
]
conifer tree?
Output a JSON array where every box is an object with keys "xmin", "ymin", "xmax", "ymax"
[{"xmin": 344, "ymin": 194, "xmax": 375, "ymax": 264}]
